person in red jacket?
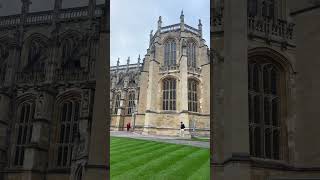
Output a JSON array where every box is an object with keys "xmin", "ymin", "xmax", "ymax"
[{"xmin": 126, "ymin": 122, "xmax": 131, "ymax": 131}]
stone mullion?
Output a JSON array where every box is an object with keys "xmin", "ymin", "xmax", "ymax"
[
  {"xmin": 286, "ymin": 73, "xmax": 296, "ymax": 163},
  {"xmin": 0, "ymin": 94, "xmax": 11, "ymax": 175},
  {"xmin": 179, "ymin": 38, "xmax": 190, "ymax": 137}
]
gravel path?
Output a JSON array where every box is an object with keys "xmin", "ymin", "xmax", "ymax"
[{"xmin": 110, "ymin": 131, "xmax": 209, "ymax": 149}]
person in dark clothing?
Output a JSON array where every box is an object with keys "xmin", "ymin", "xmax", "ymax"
[{"xmin": 180, "ymin": 122, "xmax": 185, "ymax": 137}]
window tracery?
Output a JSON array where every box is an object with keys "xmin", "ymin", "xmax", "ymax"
[
  {"xmin": 164, "ymin": 39, "xmax": 176, "ymax": 66},
  {"xmin": 163, "ymin": 78, "xmax": 176, "ymax": 110},
  {"xmin": 248, "ymin": 58, "xmax": 281, "ymax": 160}
]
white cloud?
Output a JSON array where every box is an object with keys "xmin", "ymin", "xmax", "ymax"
[{"xmin": 110, "ymin": 0, "xmax": 210, "ymax": 66}]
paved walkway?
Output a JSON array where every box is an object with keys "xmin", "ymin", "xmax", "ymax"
[{"xmin": 110, "ymin": 131, "xmax": 209, "ymax": 149}]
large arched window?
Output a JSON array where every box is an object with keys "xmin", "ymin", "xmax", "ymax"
[
  {"xmin": 127, "ymin": 91, "xmax": 135, "ymax": 115},
  {"xmin": 163, "ymin": 78, "xmax": 176, "ymax": 110},
  {"xmin": 188, "ymin": 79, "xmax": 198, "ymax": 112},
  {"xmin": 164, "ymin": 40, "xmax": 176, "ymax": 66},
  {"xmin": 248, "ymin": 58, "xmax": 281, "ymax": 160},
  {"xmin": 56, "ymin": 100, "xmax": 80, "ymax": 168},
  {"xmin": 187, "ymin": 41, "xmax": 196, "ymax": 68},
  {"xmin": 114, "ymin": 93, "xmax": 121, "ymax": 115},
  {"xmin": 13, "ymin": 101, "xmax": 35, "ymax": 166}
]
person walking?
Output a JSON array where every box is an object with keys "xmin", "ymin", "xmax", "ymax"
[
  {"xmin": 126, "ymin": 123, "xmax": 130, "ymax": 131},
  {"xmin": 180, "ymin": 122, "xmax": 185, "ymax": 137}
]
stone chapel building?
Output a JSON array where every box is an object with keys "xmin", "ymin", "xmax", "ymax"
[
  {"xmin": 212, "ymin": 0, "xmax": 320, "ymax": 179},
  {"xmin": 0, "ymin": 0, "xmax": 108, "ymax": 180},
  {"xmin": 110, "ymin": 12, "xmax": 211, "ymax": 137}
]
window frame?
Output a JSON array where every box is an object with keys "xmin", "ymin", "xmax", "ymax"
[
  {"xmin": 162, "ymin": 78, "xmax": 177, "ymax": 111},
  {"xmin": 164, "ymin": 39, "xmax": 177, "ymax": 67},
  {"xmin": 55, "ymin": 99, "xmax": 81, "ymax": 168},
  {"xmin": 187, "ymin": 41, "xmax": 197, "ymax": 68},
  {"xmin": 188, "ymin": 79, "xmax": 199, "ymax": 112},
  {"xmin": 248, "ymin": 57, "xmax": 283, "ymax": 160},
  {"xmin": 127, "ymin": 91, "xmax": 136, "ymax": 115},
  {"xmin": 13, "ymin": 101, "xmax": 35, "ymax": 167}
]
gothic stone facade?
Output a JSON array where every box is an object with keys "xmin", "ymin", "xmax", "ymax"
[
  {"xmin": 212, "ymin": 0, "xmax": 320, "ymax": 180},
  {"xmin": 110, "ymin": 13, "xmax": 210, "ymax": 137},
  {"xmin": 0, "ymin": 2, "xmax": 106, "ymax": 180}
]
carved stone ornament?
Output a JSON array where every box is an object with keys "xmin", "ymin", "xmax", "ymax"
[
  {"xmin": 36, "ymin": 93, "xmax": 45, "ymax": 118},
  {"xmin": 81, "ymin": 90, "xmax": 90, "ymax": 117}
]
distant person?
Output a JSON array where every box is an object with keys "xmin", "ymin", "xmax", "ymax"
[
  {"xmin": 180, "ymin": 122, "xmax": 185, "ymax": 137},
  {"xmin": 126, "ymin": 122, "xmax": 131, "ymax": 131},
  {"xmin": 126, "ymin": 123, "xmax": 129, "ymax": 131}
]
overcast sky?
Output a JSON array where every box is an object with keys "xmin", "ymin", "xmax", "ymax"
[{"xmin": 111, "ymin": 0, "xmax": 210, "ymax": 66}]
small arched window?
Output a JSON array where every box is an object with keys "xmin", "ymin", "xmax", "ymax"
[
  {"xmin": 62, "ymin": 39, "xmax": 73, "ymax": 60},
  {"xmin": 262, "ymin": 0, "xmax": 275, "ymax": 18},
  {"xmin": 56, "ymin": 100, "xmax": 80, "ymax": 168},
  {"xmin": 0, "ymin": 44, "xmax": 8, "ymax": 63},
  {"xmin": 188, "ymin": 79, "xmax": 198, "ymax": 112},
  {"xmin": 26, "ymin": 41, "xmax": 46, "ymax": 71},
  {"xmin": 248, "ymin": 58, "xmax": 281, "ymax": 160},
  {"xmin": 187, "ymin": 41, "xmax": 196, "ymax": 68},
  {"xmin": 164, "ymin": 40, "xmax": 176, "ymax": 66},
  {"xmin": 163, "ymin": 78, "xmax": 176, "ymax": 110},
  {"xmin": 248, "ymin": 0, "xmax": 258, "ymax": 16},
  {"xmin": 0, "ymin": 45, "xmax": 8, "ymax": 83},
  {"xmin": 127, "ymin": 91, "xmax": 135, "ymax": 115},
  {"xmin": 114, "ymin": 93, "xmax": 121, "ymax": 114},
  {"xmin": 14, "ymin": 101, "xmax": 35, "ymax": 166},
  {"xmin": 27, "ymin": 42, "xmax": 41, "ymax": 65}
]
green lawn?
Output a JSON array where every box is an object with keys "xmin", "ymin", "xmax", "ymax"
[{"xmin": 110, "ymin": 137, "xmax": 210, "ymax": 180}]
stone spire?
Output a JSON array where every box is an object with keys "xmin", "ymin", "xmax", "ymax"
[
  {"xmin": 149, "ymin": 30, "xmax": 153, "ymax": 46},
  {"xmin": 21, "ymin": 0, "xmax": 32, "ymax": 14},
  {"xmin": 180, "ymin": 10, "xmax": 184, "ymax": 23},
  {"xmin": 117, "ymin": 58, "xmax": 120, "ymax": 66},
  {"xmin": 137, "ymin": 54, "xmax": 141, "ymax": 67},
  {"xmin": 88, "ymin": 0, "xmax": 96, "ymax": 17},
  {"xmin": 54, "ymin": 0, "xmax": 62, "ymax": 10},
  {"xmin": 116, "ymin": 58, "xmax": 120, "ymax": 72},
  {"xmin": 180, "ymin": 10, "xmax": 185, "ymax": 31},
  {"xmin": 126, "ymin": 56, "xmax": 130, "ymax": 71},
  {"xmin": 198, "ymin": 19, "xmax": 202, "ymax": 37},
  {"xmin": 157, "ymin": 16, "xmax": 162, "ymax": 31}
]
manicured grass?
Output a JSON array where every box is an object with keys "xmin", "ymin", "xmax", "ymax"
[{"xmin": 110, "ymin": 137, "xmax": 210, "ymax": 180}]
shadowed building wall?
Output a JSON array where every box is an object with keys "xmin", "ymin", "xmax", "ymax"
[
  {"xmin": 211, "ymin": 0, "xmax": 320, "ymax": 179},
  {"xmin": 0, "ymin": 0, "xmax": 108, "ymax": 179}
]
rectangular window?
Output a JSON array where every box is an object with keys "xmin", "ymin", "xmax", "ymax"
[
  {"xmin": 127, "ymin": 92, "xmax": 135, "ymax": 114},
  {"xmin": 163, "ymin": 79, "xmax": 176, "ymax": 110},
  {"xmin": 188, "ymin": 80, "xmax": 198, "ymax": 112}
]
